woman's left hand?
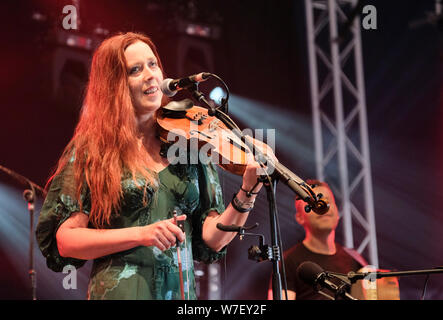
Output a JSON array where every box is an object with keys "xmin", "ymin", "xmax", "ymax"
[{"xmin": 241, "ymin": 137, "xmax": 277, "ymax": 193}]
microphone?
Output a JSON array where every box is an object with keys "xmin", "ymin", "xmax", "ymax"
[
  {"xmin": 296, "ymin": 261, "xmax": 357, "ymax": 300},
  {"xmin": 161, "ymin": 72, "xmax": 211, "ymax": 97}
]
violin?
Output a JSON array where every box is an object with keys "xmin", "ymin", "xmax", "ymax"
[
  {"xmin": 156, "ymin": 99, "xmax": 329, "ymax": 216},
  {"xmin": 156, "ymin": 99, "xmax": 249, "ymax": 176},
  {"xmin": 156, "ymin": 99, "xmax": 329, "ymax": 300}
]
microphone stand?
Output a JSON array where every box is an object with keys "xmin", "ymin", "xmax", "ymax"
[
  {"xmin": 0, "ymin": 165, "xmax": 46, "ymax": 300},
  {"xmin": 265, "ymin": 178, "xmax": 282, "ymax": 300},
  {"xmin": 186, "ymin": 84, "xmax": 318, "ymax": 300},
  {"xmin": 23, "ymin": 187, "xmax": 37, "ymax": 301}
]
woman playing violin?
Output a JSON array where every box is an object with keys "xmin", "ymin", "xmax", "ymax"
[{"xmin": 36, "ymin": 32, "xmax": 272, "ymax": 300}]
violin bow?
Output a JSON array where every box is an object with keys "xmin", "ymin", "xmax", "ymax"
[{"xmin": 174, "ymin": 213, "xmax": 186, "ymax": 300}]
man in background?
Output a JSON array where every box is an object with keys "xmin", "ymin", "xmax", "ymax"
[{"xmin": 271, "ymin": 179, "xmax": 367, "ymax": 300}]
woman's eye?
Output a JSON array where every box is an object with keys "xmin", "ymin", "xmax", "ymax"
[
  {"xmin": 129, "ymin": 66, "xmax": 140, "ymax": 74},
  {"xmin": 149, "ymin": 61, "xmax": 158, "ymax": 68}
]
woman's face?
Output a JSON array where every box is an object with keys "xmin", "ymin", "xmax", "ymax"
[{"xmin": 124, "ymin": 40, "xmax": 164, "ymax": 118}]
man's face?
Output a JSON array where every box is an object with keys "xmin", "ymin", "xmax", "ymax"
[{"xmin": 296, "ymin": 185, "xmax": 340, "ymax": 235}]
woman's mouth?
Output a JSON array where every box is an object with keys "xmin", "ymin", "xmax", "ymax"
[{"xmin": 143, "ymin": 87, "xmax": 158, "ymax": 95}]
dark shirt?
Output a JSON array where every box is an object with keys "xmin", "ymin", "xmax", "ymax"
[{"xmin": 281, "ymin": 242, "xmax": 364, "ymax": 300}]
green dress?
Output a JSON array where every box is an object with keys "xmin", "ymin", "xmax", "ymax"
[{"xmin": 36, "ymin": 161, "xmax": 226, "ymax": 300}]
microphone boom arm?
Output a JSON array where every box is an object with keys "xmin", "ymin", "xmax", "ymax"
[{"xmin": 346, "ymin": 267, "xmax": 443, "ymax": 284}]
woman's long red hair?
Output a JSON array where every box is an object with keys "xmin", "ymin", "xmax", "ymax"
[{"xmin": 50, "ymin": 32, "xmax": 164, "ymax": 228}]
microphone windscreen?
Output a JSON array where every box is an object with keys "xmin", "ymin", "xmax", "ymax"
[
  {"xmin": 160, "ymin": 78, "xmax": 176, "ymax": 97},
  {"xmin": 296, "ymin": 261, "xmax": 324, "ymax": 285}
]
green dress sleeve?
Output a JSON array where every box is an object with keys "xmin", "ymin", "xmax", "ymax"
[
  {"xmin": 35, "ymin": 161, "xmax": 90, "ymax": 272},
  {"xmin": 191, "ymin": 163, "xmax": 227, "ymax": 264}
]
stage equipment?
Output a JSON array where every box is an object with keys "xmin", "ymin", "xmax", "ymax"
[
  {"xmin": 304, "ymin": 0, "xmax": 378, "ymax": 266},
  {"xmin": 297, "ymin": 261, "xmax": 358, "ymax": 300},
  {"xmin": 0, "ymin": 165, "xmax": 46, "ymax": 300}
]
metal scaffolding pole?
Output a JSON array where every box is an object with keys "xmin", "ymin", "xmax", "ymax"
[{"xmin": 304, "ymin": 0, "xmax": 378, "ymax": 266}]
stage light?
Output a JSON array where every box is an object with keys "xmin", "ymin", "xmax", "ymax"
[
  {"xmin": 177, "ymin": 19, "xmax": 222, "ymax": 40},
  {"xmin": 209, "ymin": 86, "xmax": 225, "ymax": 105},
  {"xmin": 186, "ymin": 23, "xmax": 211, "ymax": 38}
]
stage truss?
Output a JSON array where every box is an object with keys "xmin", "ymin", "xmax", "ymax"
[{"xmin": 304, "ymin": 0, "xmax": 378, "ymax": 266}]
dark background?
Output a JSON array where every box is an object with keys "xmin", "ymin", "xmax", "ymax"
[{"xmin": 0, "ymin": 0, "xmax": 442, "ymax": 300}]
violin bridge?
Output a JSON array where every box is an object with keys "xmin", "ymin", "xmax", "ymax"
[{"xmin": 208, "ymin": 119, "xmax": 221, "ymax": 132}]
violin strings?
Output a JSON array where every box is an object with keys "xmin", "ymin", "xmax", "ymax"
[{"xmin": 215, "ymin": 106, "xmax": 317, "ymax": 201}]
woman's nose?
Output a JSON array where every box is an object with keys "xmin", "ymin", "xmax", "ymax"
[{"xmin": 142, "ymin": 65, "xmax": 154, "ymax": 81}]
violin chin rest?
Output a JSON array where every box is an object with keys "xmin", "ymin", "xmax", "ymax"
[{"xmin": 163, "ymin": 99, "xmax": 193, "ymax": 111}]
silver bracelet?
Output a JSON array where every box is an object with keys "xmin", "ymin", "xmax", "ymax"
[{"xmin": 232, "ymin": 193, "xmax": 255, "ymax": 213}]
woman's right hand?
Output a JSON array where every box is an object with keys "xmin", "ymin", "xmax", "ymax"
[{"xmin": 138, "ymin": 215, "xmax": 186, "ymax": 251}]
